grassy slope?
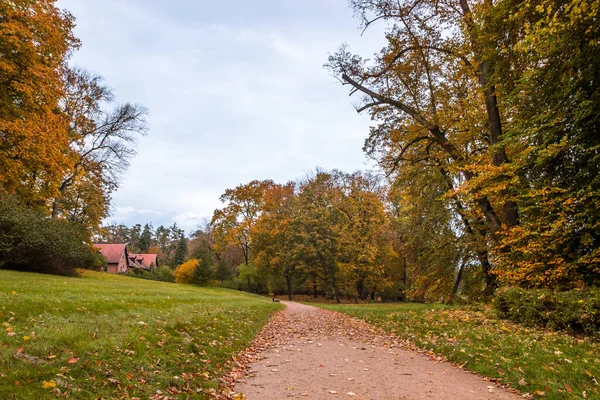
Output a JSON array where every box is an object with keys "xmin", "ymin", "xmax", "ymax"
[
  {"xmin": 318, "ymin": 303, "xmax": 600, "ymax": 400},
  {"xmin": 0, "ymin": 270, "xmax": 282, "ymax": 399}
]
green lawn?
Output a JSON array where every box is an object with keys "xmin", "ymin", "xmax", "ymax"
[
  {"xmin": 318, "ymin": 303, "xmax": 600, "ymax": 400},
  {"xmin": 0, "ymin": 270, "xmax": 282, "ymax": 399}
]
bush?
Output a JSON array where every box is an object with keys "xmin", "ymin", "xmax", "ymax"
[
  {"xmin": 149, "ymin": 265, "xmax": 175, "ymax": 282},
  {"xmin": 0, "ymin": 195, "xmax": 105, "ymax": 275},
  {"xmin": 494, "ymin": 287, "xmax": 600, "ymax": 338},
  {"xmin": 126, "ymin": 265, "xmax": 175, "ymax": 283},
  {"xmin": 174, "ymin": 259, "xmax": 198, "ymax": 284}
]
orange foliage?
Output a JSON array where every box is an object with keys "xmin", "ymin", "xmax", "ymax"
[{"xmin": 174, "ymin": 259, "xmax": 199, "ymax": 284}]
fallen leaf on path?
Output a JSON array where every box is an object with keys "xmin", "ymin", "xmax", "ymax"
[{"xmin": 329, "ymin": 390, "xmax": 338, "ymax": 394}]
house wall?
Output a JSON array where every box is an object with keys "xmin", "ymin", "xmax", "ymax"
[
  {"xmin": 107, "ymin": 264, "xmax": 118, "ymax": 274},
  {"xmin": 118, "ymin": 252, "xmax": 127, "ymax": 273}
]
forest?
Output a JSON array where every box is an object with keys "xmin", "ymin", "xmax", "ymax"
[{"xmin": 1, "ymin": 0, "xmax": 599, "ymax": 303}]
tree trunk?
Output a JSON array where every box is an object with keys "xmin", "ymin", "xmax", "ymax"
[
  {"xmin": 449, "ymin": 261, "xmax": 466, "ymax": 304},
  {"xmin": 242, "ymin": 245, "xmax": 249, "ymax": 265},
  {"xmin": 286, "ymin": 275, "xmax": 292, "ymax": 301},
  {"xmin": 460, "ymin": 0, "xmax": 519, "ymax": 227},
  {"xmin": 332, "ymin": 277, "xmax": 341, "ymax": 304},
  {"xmin": 313, "ymin": 278, "xmax": 318, "ymax": 298}
]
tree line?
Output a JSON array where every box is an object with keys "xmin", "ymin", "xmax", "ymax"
[{"xmin": 206, "ymin": 0, "xmax": 599, "ymax": 300}]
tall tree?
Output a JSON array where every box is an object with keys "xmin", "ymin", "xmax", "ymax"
[
  {"xmin": 211, "ymin": 180, "xmax": 273, "ymax": 265},
  {"xmin": 484, "ymin": 0, "xmax": 600, "ymax": 288},
  {"xmin": 253, "ymin": 182, "xmax": 299, "ymax": 299},
  {"xmin": 295, "ymin": 172, "xmax": 345, "ymax": 302},
  {"xmin": 0, "ymin": 0, "xmax": 79, "ymax": 206},
  {"xmin": 50, "ymin": 67, "xmax": 147, "ymax": 230},
  {"xmin": 139, "ymin": 223, "xmax": 153, "ymax": 253},
  {"xmin": 172, "ymin": 235, "xmax": 188, "ymax": 268}
]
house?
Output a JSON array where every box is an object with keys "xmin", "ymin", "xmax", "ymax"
[
  {"xmin": 94, "ymin": 243, "xmax": 160, "ymax": 274},
  {"xmin": 94, "ymin": 243, "xmax": 129, "ymax": 274}
]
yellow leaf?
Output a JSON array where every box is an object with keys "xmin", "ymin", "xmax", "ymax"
[{"xmin": 41, "ymin": 380, "xmax": 56, "ymax": 389}]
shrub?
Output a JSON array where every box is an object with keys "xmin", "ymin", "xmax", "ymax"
[
  {"xmin": 126, "ymin": 265, "xmax": 175, "ymax": 283},
  {"xmin": 494, "ymin": 287, "xmax": 600, "ymax": 338},
  {"xmin": 0, "ymin": 195, "xmax": 105, "ymax": 276},
  {"xmin": 174, "ymin": 259, "xmax": 198, "ymax": 284},
  {"xmin": 149, "ymin": 265, "xmax": 175, "ymax": 282}
]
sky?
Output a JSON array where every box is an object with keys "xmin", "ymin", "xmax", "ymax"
[{"xmin": 56, "ymin": 0, "xmax": 387, "ymax": 233}]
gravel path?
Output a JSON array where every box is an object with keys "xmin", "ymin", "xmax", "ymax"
[{"xmin": 231, "ymin": 301, "xmax": 520, "ymax": 400}]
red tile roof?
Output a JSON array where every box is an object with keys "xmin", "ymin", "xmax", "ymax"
[
  {"xmin": 129, "ymin": 253, "xmax": 158, "ymax": 269},
  {"xmin": 94, "ymin": 244, "xmax": 127, "ymax": 264}
]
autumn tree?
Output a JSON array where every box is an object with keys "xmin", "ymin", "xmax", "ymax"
[
  {"xmin": 483, "ymin": 0, "xmax": 600, "ymax": 288},
  {"xmin": 325, "ymin": 0, "xmax": 529, "ymax": 296},
  {"xmin": 252, "ymin": 182, "xmax": 299, "ymax": 299},
  {"xmin": 0, "ymin": 0, "xmax": 79, "ymax": 206},
  {"xmin": 211, "ymin": 180, "xmax": 274, "ymax": 265},
  {"xmin": 335, "ymin": 172, "xmax": 393, "ymax": 301},
  {"xmin": 293, "ymin": 172, "xmax": 346, "ymax": 302}
]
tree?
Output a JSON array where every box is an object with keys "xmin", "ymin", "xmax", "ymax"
[
  {"xmin": 325, "ymin": 0, "xmax": 529, "ymax": 295},
  {"xmin": 294, "ymin": 172, "xmax": 345, "ymax": 302},
  {"xmin": 483, "ymin": 0, "xmax": 600, "ymax": 288},
  {"xmin": 253, "ymin": 182, "xmax": 299, "ymax": 299},
  {"xmin": 215, "ymin": 259, "xmax": 233, "ymax": 282},
  {"xmin": 139, "ymin": 224, "xmax": 153, "ymax": 253},
  {"xmin": 192, "ymin": 257, "xmax": 214, "ymax": 285},
  {"xmin": 50, "ymin": 67, "xmax": 147, "ymax": 231},
  {"xmin": 335, "ymin": 172, "xmax": 393, "ymax": 301},
  {"xmin": 211, "ymin": 180, "xmax": 273, "ymax": 265},
  {"xmin": 0, "ymin": 0, "xmax": 79, "ymax": 207},
  {"xmin": 172, "ymin": 236, "xmax": 188, "ymax": 268}
]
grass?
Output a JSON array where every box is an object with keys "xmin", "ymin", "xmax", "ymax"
[
  {"xmin": 317, "ymin": 303, "xmax": 600, "ymax": 400},
  {"xmin": 0, "ymin": 269, "xmax": 283, "ymax": 399}
]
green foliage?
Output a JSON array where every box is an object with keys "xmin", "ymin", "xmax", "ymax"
[
  {"xmin": 172, "ymin": 236, "xmax": 188, "ymax": 268},
  {"xmin": 489, "ymin": 0, "xmax": 600, "ymax": 288},
  {"xmin": 0, "ymin": 270, "xmax": 282, "ymax": 399},
  {"xmin": 138, "ymin": 223, "xmax": 153, "ymax": 253},
  {"xmin": 237, "ymin": 263, "xmax": 268, "ymax": 294},
  {"xmin": 494, "ymin": 287, "xmax": 600, "ymax": 338},
  {"xmin": 126, "ymin": 265, "xmax": 175, "ymax": 283},
  {"xmin": 148, "ymin": 265, "xmax": 175, "ymax": 282},
  {"xmin": 192, "ymin": 257, "xmax": 214, "ymax": 285},
  {"xmin": 0, "ymin": 195, "xmax": 104, "ymax": 276},
  {"xmin": 322, "ymin": 303, "xmax": 600, "ymax": 399},
  {"xmin": 215, "ymin": 259, "xmax": 233, "ymax": 282}
]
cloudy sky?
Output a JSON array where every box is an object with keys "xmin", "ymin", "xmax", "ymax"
[{"xmin": 57, "ymin": 0, "xmax": 386, "ymax": 233}]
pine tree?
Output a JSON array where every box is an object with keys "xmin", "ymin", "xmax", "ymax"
[
  {"xmin": 172, "ymin": 236, "xmax": 187, "ymax": 268},
  {"xmin": 139, "ymin": 224, "xmax": 153, "ymax": 253}
]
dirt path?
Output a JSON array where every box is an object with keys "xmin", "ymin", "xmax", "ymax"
[{"xmin": 231, "ymin": 301, "xmax": 520, "ymax": 400}]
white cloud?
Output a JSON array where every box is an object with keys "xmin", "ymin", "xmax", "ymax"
[{"xmin": 57, "ymin": 0, "xmax": 387, "ymax": 232}]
